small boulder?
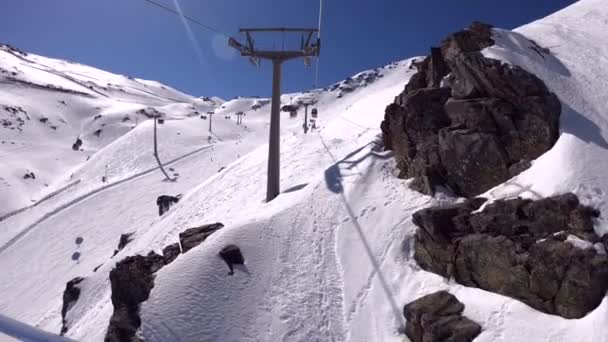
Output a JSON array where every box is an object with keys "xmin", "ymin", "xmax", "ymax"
[
  {"xmin": 23, "ymin": 171, "xmax": 36, "ymax": 180},
  {"xmin": 179, "ymin": 222, "xmax": 224, "ymax": 253},
  {"xmin": 72, "ymin": 138, "xmax": 82, "ymax": 151},
  {"xmin": 156, "ymin": 194, "xmax": 181, "ymax": 216},
  {"xmin": 219, "ymin": 244, "xmax": 245, "ymax": 275},
  {"xmin": 404, "ymin": 291, "xmax": 481, "ymax": 342}
]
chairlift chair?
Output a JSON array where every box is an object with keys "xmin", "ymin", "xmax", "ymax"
[
  {"xmin": 281, "ymin": 104, "xmax": 297, "ymax": 113},
  {"xmin": 158, "ymin": 118, "xmax": 165, "ymax": 124},
  {"xmin": 311, "ymin": 108, "xmax": 318, "ymax": 118},
  {"xmin": 289, "ymin": 110, "xmax": 297, "ymax": 118}
]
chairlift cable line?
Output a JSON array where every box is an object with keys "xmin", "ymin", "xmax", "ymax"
[
  {"xmin": 314, "ymin": 0, "xmax": 323, "ymax": 88},
  {"xmin": 143, "ymin": 0, "xmax": 229, "ymax": 36}
]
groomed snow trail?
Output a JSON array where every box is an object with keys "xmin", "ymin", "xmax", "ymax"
[{"xmin": 0, "ymin": 144, "xmax": 212, "ymax": 254}]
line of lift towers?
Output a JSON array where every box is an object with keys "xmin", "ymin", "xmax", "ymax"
[{"xmin": 153, "ymin": 28, "xmax": 320, "ymax": 202}]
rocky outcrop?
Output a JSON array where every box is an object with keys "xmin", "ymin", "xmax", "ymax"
[
  {"xmin": 105, "ymin": 252, "xmax": 164, "ymax": 342},
  {"xmin": 413, "ymin": 193, "xmax": 608, "ymax": 318},
  {"xmin": 60, "ymin": 277, "xmax": 86, "ymax": 336},
  {"xmin": 156, "ymin": 195, "xmax": 181, "ymax": 216},
  {"xmin": 112, "ymin": 232, "xmax": 134, "ymax": 257},
  {"xmin": 162, "ymin": 243, "xmax": 181, "ymax": 265},
  {"xmin": 381, "ymin": 22, "xmax": 560, "ymax": 197},
  {"xmin": 105, "ymin": 223, "xmax": 223, "ymax": 341},
  {"xmin": 404, "ymin": 291, "xmax": 481, "ymax": 342},
  {"xmin": 179, "ymin": 222, "xmax": 224, "ymax": 253}
]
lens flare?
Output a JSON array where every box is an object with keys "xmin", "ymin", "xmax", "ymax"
[{"xmin": 172, "ymin": 0, "xmax": 206, "ymax": 68}]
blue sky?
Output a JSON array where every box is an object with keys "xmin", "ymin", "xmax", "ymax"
[{"xmin": 1, "ymin": 0, "xmax": 576, "ymax": 99}]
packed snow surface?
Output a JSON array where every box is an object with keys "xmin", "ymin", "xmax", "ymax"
[{"xmin": 2, "ymin": 0, "xmax": 608, "ymax": 341}]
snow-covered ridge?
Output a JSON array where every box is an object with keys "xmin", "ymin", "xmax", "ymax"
[
  {"xmin": 0, "ymin": 43, "xmax": 226, "ymax": 217},
  {"xmin": 3, "ymin": 0, "xmax": 608, "ymax": 340}
]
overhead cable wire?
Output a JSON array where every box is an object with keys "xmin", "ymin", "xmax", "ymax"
[
  {"xmin": 143, "ymin": 0, "xmax": 229, "ymax": 36},
  {"xmin": 314, "ymin": 0, "xmax": 323, "ymax": 88}
]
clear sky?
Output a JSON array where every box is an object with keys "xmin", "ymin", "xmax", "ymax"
[{"xmin": 1, "ymin": 0, "xmax": 577, "ymax": 99}]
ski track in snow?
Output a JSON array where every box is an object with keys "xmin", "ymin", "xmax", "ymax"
[{"xmin": 0, "ymin": 144, "xmax": 212, "ymax": 254}]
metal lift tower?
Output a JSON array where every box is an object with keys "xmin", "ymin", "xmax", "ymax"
[
  {"xmin": 297, "ymin": 97, "xmax": 317, "ymax": 134},
  {"xmin": 229, "ymin": 28, "xmax": 320, "ymax": 202}
]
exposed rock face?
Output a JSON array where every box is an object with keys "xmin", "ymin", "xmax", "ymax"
[
  {"xmin": 60, "ymin": 276, "xmax": 85, "ymax": 336},
  {"xmin": 105, "ymin": 223, "xmax": 223, "ymax": 341},
  {"xmin": 381, "ymin": 22, "xmax": 560, "ymax": 197},
  {"xmin": 179, "ymin": 222, "xmax": 224, "ymax": 253},
  {"xmin": 413, "ymin": 193, "xmax": 608, "ymax": 318},
  {"xmin": 162, "ymin": 243, "xmax": 180, "ymax": 265},
  {"xmin": 112, "ymin": 232, "xmax": 134, "ymax": 257},
  {"xmin": 105, "ymin": 252, "xmax": 164, "ymax": 342},
  {"xmin": 156, "ymin": 194, "xmax": 181, "ymax": 216},
  {"xmin": 404, "ymin": 291, "xmax": 481, "ymax": 342}
]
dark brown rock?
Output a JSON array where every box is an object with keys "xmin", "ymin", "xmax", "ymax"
[
  {"xmin": 413, "ymin": 193, "xmax": 608, "ymax": 318},
  {"xmin": 179, "ymin": 222, "xmax": 224, "ymax": 253},
  {"xmin": 441, "ymin": 22, "xmax": 494, "ymax": 60},
  {"xmin": 438, "ymin": 129, "xmax": 510, "ymax": 198},
  {"xmin": 219, "ymin": 244, "xmax": 245, "ymax": 275},
  {"xmin": 60, "ymin": 277, "xmax": 85, "ymax": 336},
  {"xmin": 112, "ymin": 232, "xmax": 134, "ymax": 257},
  {"xmin": 381, "ymin": 22, "xmax": 560, "ymax": 197},
  {"xmin": 105, "ymin": 252, "xmax": 164, "ymax": 342},
  {"xmin": 72, "ymin": 137, "xmax": 82, "ymax": 151},
  {"xmin": 404, "ymin": 291, "xmax": 481, "ymax": 342},
  {"xmin": 156, "ymin": 195, "xmax": 181, "ymax": 216},
  {"xmin": 162, "ymin": 243, "xmax": 181, "ymax": 265},
  {"xmin": 104, "ymin": 222, "xmax": 225, "ymax": 340}
]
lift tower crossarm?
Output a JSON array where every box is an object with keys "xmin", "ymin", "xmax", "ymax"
[{"xmin": 238, "ymin": 28, "xmax": 319, "ymax": 33}]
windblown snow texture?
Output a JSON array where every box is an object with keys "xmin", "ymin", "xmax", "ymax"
[{"xmin": 2, "ymin": 1, "xmax": 608, "ymax": 341}]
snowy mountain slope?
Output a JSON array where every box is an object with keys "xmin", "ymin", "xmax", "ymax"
[
  {"xmin": 0, "ymin": 43, "xmax": 219, "ymax": 216},
  {"xmin": 58, "ymin": 60, "xmax": 417, "ymax": 342},
  {"xmin": 481, "ymin": 0, "xmax": 608, "ymax": 237},
  {"xmin": 3, "ymin": 0, "xmax": 608, "ymax": 340},
  {"xmin": 0, "ymin": 39, "xmax": 415, "ymax": 341},
  {"xmin": 137, "ymin": 1, "xmax": 608, "ymax": 341}
]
